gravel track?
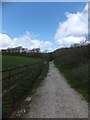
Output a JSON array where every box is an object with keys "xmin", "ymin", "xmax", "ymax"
[{"xmin": 25, "ymin": 62, "xmax": 88, "ymax": 118}]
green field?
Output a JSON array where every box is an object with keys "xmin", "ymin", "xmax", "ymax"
[{"xmin": 2, "ymin": 55, "xmax": 42, "ymax": 69}]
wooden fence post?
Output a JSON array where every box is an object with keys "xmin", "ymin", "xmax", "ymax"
[
  {"xmin": 3, "ymin": 61, "xmax": 44, "ymax": 91},
  {"xmin": 8, "ymin": 68, "xmax": 11, "ymax": 88}
]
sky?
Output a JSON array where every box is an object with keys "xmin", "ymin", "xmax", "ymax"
[{"xmin": 0, "ymin": 2, "xmax": 88, "ymax": 52}]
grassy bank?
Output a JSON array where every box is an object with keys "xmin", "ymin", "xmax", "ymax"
[
  {"xmin": 11, "ymin": 62, "xmax": 49, "ymax": 118},
  {"xmin": 53, "ymin": 45, "xmax": 89, "ymax": 102},
  {"xmin": 2, "ymin": 61, "xmax": 49, "ymax": 118},
  {"xmin": 55, "ymin": 62, "xmax": 89, "ymax": 101}
]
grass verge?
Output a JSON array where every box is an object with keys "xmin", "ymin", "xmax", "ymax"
[
  {"xmin": 10, "ymin": 62, "xmax": 49, "ymax": 118},
  {"xmin": 2, "ymin": 62, "xmax": 49, "ymax": 118},
  {"xmin": 54, "ymin": 62, "xmax": 89, "ymax": 102}
]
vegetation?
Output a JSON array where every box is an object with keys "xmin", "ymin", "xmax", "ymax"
[
  {"xmin": 2, "ymin": 61, "xmax": 49, "ymax": 118},
  {"xmin": 2, "ymin": 54, "xmax": 49, "ymax": 118},
  {"xmin": 53, "ymin": 44, "xmax": 89, "ymax": 102},
  {"xmin": 2, "ymin": 55, "xmax": 42, "ymax": 69},
  {"xmin": 12, "ymin": 62, "xmax": 49, "ymax": 118},
  {"xmin": 2, "ymin": 52, "xmax": 49, "ymax": 62},
  {"xmin": 2, "ymin": 44, "xmax": 90, "ymax": 118}
]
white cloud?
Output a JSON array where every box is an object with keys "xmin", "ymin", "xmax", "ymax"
[
  {"xmin": 0, "ymin": 34, "xmax": 12, "ymax": 49},
  {"xmin": 57, "ymin": 36, "xmax": 85, "ymax": 47},
  {"xmin": 0, "ymin": 32, "xmax": 52, "ymax": 52},
  {"xmin": 55, "ymin": 4, "xmax": 88, "ymax": 47}
]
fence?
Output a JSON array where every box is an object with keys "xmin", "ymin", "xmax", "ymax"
[{"xmin": 2, "ymin": 61, "xmax": 44, "ymax": 92}]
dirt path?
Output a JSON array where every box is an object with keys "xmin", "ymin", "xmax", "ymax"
[{"xmin": 25, "ymin": 62, "xmax": 88, "ymax": 118}]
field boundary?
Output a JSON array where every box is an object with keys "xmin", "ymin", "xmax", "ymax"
[
  {"xmin": 2, "ymin": 61, "xmax": 49, "ymax": 118},
  {"xmin": 2, "ymin": 61, "xmax": 44, "ymax": 93}
]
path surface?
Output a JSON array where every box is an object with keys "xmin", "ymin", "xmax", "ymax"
[{"xmin": 25, "ymin": 62, "xmax": 88, "ymax": 118}]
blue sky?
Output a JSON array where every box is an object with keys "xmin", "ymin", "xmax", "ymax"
[{"xmin": 1, "ymin": 2, "xmax": 88, "ymax": 52}]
